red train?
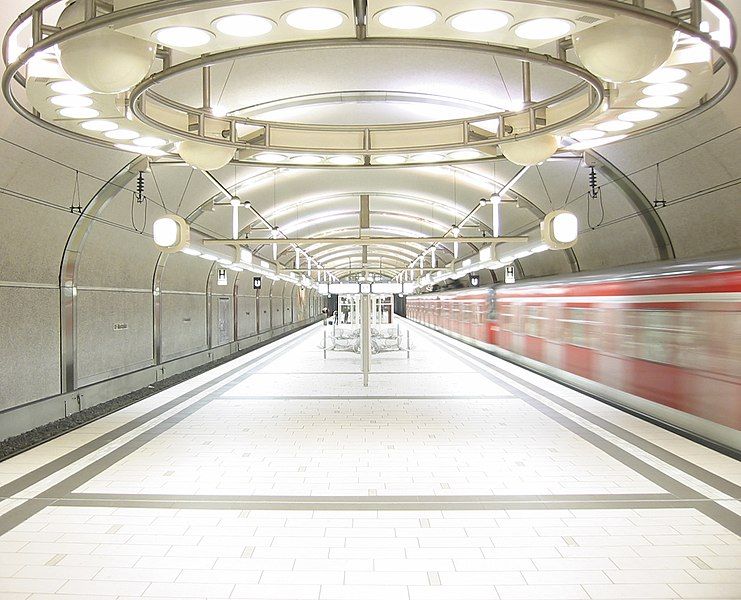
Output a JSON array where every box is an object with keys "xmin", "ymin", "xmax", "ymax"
[{"xmin": 406, "ymin": 257, "xmax": 741, "ymax": 452}]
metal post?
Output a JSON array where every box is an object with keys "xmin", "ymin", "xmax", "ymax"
[
  {"xmin": 323, "ymin": 328, "xmax": 327, "ymax": 359},
  {"xmin": 361, "ymin": 293, "xmax": 371, "ymax": 387},
  {"xmin": 406, "ymin": 330, "xmax": 411, "ymax": 360}
]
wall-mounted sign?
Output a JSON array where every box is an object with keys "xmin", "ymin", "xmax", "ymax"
[
  {"xmin": 217, "ymin": 268, "xmax": 228, "ymax": 286},
  {"xmin": 505, "ymin": 265, "xmax": 515, "ymax": 284},
  {"xmin": 253, "ymin": 276, "xmax": 262, "ymax": 289},
  {"xmin": 470, "ymin": 274, "xmax": 480, "ymax": 287},
  {"xmin": 113, "ymin": 323, "xmax": 128, "ymax": 331}
]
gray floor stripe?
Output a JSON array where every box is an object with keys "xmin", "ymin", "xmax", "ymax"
[
  {"xmin": 0, "ymin": 326, "xmax": 316, "ymax": 536},
  {"xmin": 408, "ymin": 319, "xmax": 741, "ymax": 499}
]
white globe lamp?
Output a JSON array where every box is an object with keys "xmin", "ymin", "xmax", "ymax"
[
  {"xmin": 153, "ymin": 214, "xmax": 190, "ymax": 253},
  {"xmin": 178, "ymin": 140, "xmax": 236, "ymax": 171},
  {"xmin": 541, "ymin": 210, "xmax": 578, "ymax": 249},
  {"xmin": 57, "ymin": 1, "xmax": 156, "ymax": 94},
  {"xmin": 500, "ymin": 134, "xmax": 559, "ymax": 166},
  {"xmin": 572, "ymin": 0, "xmax": 676, "ymax": 83}
]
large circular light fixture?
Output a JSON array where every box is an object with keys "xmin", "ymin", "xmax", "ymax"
[
  {"xmin": 284, "ymin": 8, "xmax": 345, "ymax": 31},
  {"xmin": 213, "ymin": 14, "xmax": 274, "ymax": 37},
  {"xmin": 448, "ymin": 149, "xmax": 483, "ymax": 161},
  {"xmin": 255, "ymin": 152, "xmax": 288, "ymax": 163},
  {"xmin": 411, "ymin": 152, "xmax": 444, "ymax": 163},
  {"xmin": 500, "ymin": 134, "xmax": 559, "ymax": 165},
  {"xmin": 178, "ymin": 140, "xmax": 235, "ymax": 170},
  {"xmin": 290, "ymin": 154, "xmax": 324, "ymax": 165},
  {"xmin": 57, "ymin": 0, "xmax": 155, "ymax": 94},
  {"xmin": 377, "ymin": 6, "xmax": 438, "ymax": 30},
  {"xmin": 154, "ymin": 27, "xmax": 213, "ymax": 48},
  {"xmin": 637, "ymin": 95, "xmax": 679, "ymax": 108},
  {"xmin": 572, "ymin": 0, "xmax": 676, "ymax": 82},
  {"xmin": 116, "ymin": 144, "xmax": 167, "ymax": 157},
  {"xmin": 449, "ymin": 10, "xmax": 510, "ymax": 33},
  {"xmin": 133, "ymin": 136, "xmax": 167, "ymax": 147},
  {"xmin": 514, "ymin": 18, "xmax": 573, "ymax": 40}
]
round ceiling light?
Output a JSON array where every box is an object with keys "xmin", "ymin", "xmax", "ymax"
[
  {"xmin": 374, "ymin": 154, "xmax": 407, "ymax": 165},
  {"xmin": 289, "ymin": 155, "xmax": 324, "ymax": 165},
  {"xmin": 81, "ymin": 119, "xmax": 118, "ymax": 132},
  {"xmin": 637, "ymin": 96, "xmax": 680, "ymax": 108},
  {"xmin": 57, "ymin": 1, "xmax": 156, "ymax": 94},
  {"xmin": 328, "ymin": 155, "xmax": 363, "ymax": 165},
  {"xmin": 50, "ymin": 80, "xmax": 92, "ymax": 95},
  {"xmin": 133, "ymin": 136, "xmax": 167, "ymax": 147},
  {"xmin": 377, "ymin": 6, "xmax": 438, "ymax": 30},
  {"xmin": 50, "ymin": 95, "xmax": 93, "ymax": 107},
  {"xmin": 115, "ymin": 144, "xmax": 167, "ymax": 157},
  {"xmin": 58, "ymin": 106, "xmax": 99, "ymax": 119},
  {"xmin": 213, "ymin": 14, "xmax": 274, "ymax": 37},
  {"xmin": 618, "ymin": 109, "xmax": 659, "ymax": 122},
  {"xmin": 596, "ymin": 119, "xmax": 634, "ymax": 132},
  {"xmin": 154, "ymin": 27, "xmax": 213, "ymax": 48},
  {"xmin": 411, "ymin": 152, "xmax": 445, "ymax": 163},
  {"xmin": 449, "ymin": 9, "xmax": 510, "ymax": 33},
  {"xmin": 105, "ymin": 129, "xmax": 139, "ymax": 140},
  {"xmin": 642, "ymin": 82, "xmax": 689, "ymax": 96},
  {"xmin": 284, "ymin": 8, "xmax": 345, "ymax": 31},
  {"xmin": 572, "ymin": 0, "xmax": 676, "ymax": 83},
  {"xmin": 570, "ymin": 129, "xmax": 605, "ymax": 141},
  {"xmin": 255, "ymin": 152, "xmax": 288, "ymax": 163},
  {"xmin": 448, "ymin": 149, "xmax": 482, "ymax": 161},
  {"xmin": 500, "ymin": 134, "xmax": 559, "ymax": 165},
  {"xmin": 178, "ymin": 140, "xmax": 236, "ymax": 170},
  {"xmin": 514, "ymin": 18, "xmax": 573, "ymax": 40},
  {"xmin": 641, "ymin": 67, "xmax": 688, "ymax": 84}
]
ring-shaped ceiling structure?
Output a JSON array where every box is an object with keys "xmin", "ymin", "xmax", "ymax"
[{"xmin": 2, "ymin": 0, "xmax": 737, "ymax": 169}]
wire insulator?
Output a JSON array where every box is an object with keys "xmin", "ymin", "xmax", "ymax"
[
  {"xmin": 588, "ymin": 166, "xmax": 598, "ymax": 200},
  {"xmin": 135, "ymin": 172, "xmax": 145, "ymax": 204}
]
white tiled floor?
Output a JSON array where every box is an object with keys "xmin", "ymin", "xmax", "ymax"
[{"xmin": 0, "ymin": 321, "xmax": 739, "ymax": 599}]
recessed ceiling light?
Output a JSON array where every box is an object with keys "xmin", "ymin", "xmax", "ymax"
[
  {"xmin": 289, "ymin": 154, "xmax": 323, "ymax": 164},
  {"xmin": 641, "ymin": 67, "xmax": 688, "ymax": 84},
  {"xmin": 570, "ymin": 129, "xmax": 605, "ymax": 141},
  {"xmin": 567, "ymin": 134, "xmax": 627, "ymax": 150},
  {"xmin": 133, "ymin": 136, "xmax": 167, "ymax": 147},
  {"xmin": 637, "ymin": 96, "xmax": 680, "ymax": 108},
  {"xmin": 328, "ymin": 155, "xmax": 363, "ymax": 165},
  {"xmin": 642, "ymin": 83, "xmax": 689, "ymax": 96},
  {"xmin": 58, "ymin": 107, "xmax": 99, "ymax": 119},
  {"xmin": 115, "ymin": 143, "xmax": 167, "ymax": 157},
  {"xmin": 50, "ymin": 95, "xmax": 93, "ymax": 107},
  {"xmin": 375, "ymin": 154, "xmax": 407, "ymax": 165},
  {"xmin": 81, "ymin": 119, "xmax": 118, "ymax": 132},
  {"xmin": 448, "ymin": 149, "xmax": 482, "ymax": 161},
  {"xmin": 154, "ymin": 27, "xmax": 213, "ymax": 48},
  {"xmin": 213, "ymin": 14, "xmax": 275, "ymax": 37},
  {"xmin": 105, "ymin": 129, "xmax": 140, "ymax": 140},
  {"xmin": 284, "ymin": 8, "xmax": 345, "ymax": 31},
  {"xmin": 255, "ymin": 152, "xmax": 287, "ymax": 162},
  {"xmin": 50, "ymin": 80, "xmax": 92, "ymax": 95},
  {"xmin": 596, "ymin": 119, "xmax": 634, "ymax": 132},
  {"xmin": 449, "ymin": 9, "xmax": 510, "ymax": 33},
  {"xmin": 377, "ymin": 6, "xmax": 438, "ymax": 30},
  {"xmin": 411, "ymin": 152, "xmax": 445, "ymax": 163},
  {"xmin": 514, "ymin": 18, "xmax": 573, "ymax": 40},
  {"xmin": 618, "ymin": 109, "xmax": 659, "ymax": 122}
]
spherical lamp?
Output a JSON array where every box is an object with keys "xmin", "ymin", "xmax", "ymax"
[
  {"xmin": 572, "ymin": 0, "xmax": 676, "ymax": 83},
  {"xmin": 178, "ymin": 140, "xmax": 236, "ymax": 171},
  {"xmin": 500, "ymin": 134, "xmax": 559, "ymax": 166},
  {"xmin": 57, "ymin": 1, "xmax": 156, "ymax": 94}
]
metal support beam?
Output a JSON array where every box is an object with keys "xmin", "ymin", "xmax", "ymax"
[{"xmin": 205, "ymin": 236, "xmax": 528, "ymax": 246}]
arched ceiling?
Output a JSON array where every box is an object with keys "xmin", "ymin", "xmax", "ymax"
[{"xmin": 0, "ymin": 0, "xmax": 739, "ymax": 289}]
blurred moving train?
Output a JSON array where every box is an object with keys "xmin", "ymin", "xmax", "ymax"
[{"xmin": 406, "ymin": 256, "xmax": 741, "ymax": 452}]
